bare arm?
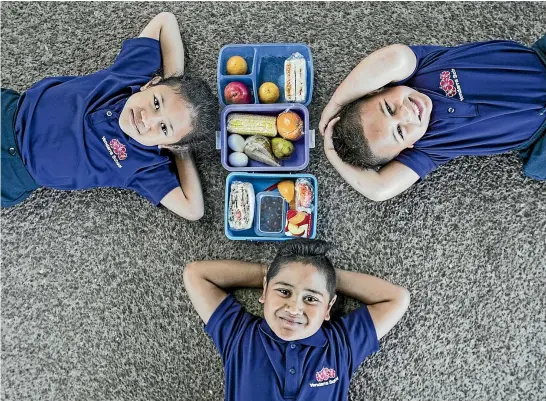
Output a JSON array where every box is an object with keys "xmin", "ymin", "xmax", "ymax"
[
  {"xmin": 160, "ymin": 148, "xmax": 204, "ymax": 221},
  {"xmin": 139, "ymin": 12, "xmax": 185, "ymax": 76},
  {"xmin": 324, "ymin": 117, "xmax": 419, "ymax": 202},
  {"xmin": 335, "ymin": 268, "xmax": 410, "ymax": 340},
  {"xmin": 183, "ymin": 260, "xmax": 267, "ymax": 324},
  {"xmin": 319, "ymin": 44, "xmax": 416, "ymax": 134}
]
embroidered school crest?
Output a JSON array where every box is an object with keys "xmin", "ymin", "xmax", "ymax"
[
  {"xmin": 315, "ymin": 367, "xmax": 336, "ymax": 382},
  {"xmin": 309, "ymin": 367, "xmax": 339, "ymax": 388},
  {"xmin": 109, "ymin": 139, "xmax": 127, "ymax": 161},
  {"xmin": 440, "ymin": 71, "xmax": 457, "ymax": 98}
]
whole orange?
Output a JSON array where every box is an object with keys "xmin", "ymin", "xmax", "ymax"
[
  {"xmin": 258, "ymin": 82, "xmax": 280, "ymax": 103},
  {"xmin": 226, "ymin": 56, "xmax": 248, "ymax": 75},
  {"xmin": 276, "ymin": 111, "xmax": 303, "ymax": 141}
]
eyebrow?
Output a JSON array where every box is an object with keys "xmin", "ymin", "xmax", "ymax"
[
  {"xmin": 274, "ymin": 281, "xmax": 325, "ymax": 297},
  {"xmin": 160, "ymin": 94, "xmax": 175, "ymax": 135}
]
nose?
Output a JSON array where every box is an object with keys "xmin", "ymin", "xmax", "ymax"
[
  {"xmin": 285, "ymin": 297, "xmax": 304, "ymax": 315},
  {"xmin": 395, "ymin": 104, "xmax": 412, "ymax": 123},
  {"xmin": 140, "ymin": 110, "xmax": 162, "ymax": 131}
]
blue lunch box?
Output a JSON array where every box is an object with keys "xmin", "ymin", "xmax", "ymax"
[
  {"xmin": 217, "ymin": 103, "xmax": 315, "ymax": 172},
  {"xmin": 218, "ymin": 43, "xmax": 317, "ymax": 241},
  {"xmin": 217, "ymin": 43, "xmax": 314, "ymax": 107},
  {"xmin": 224, "ymin": 173, "xmax": 318, "ymax": 241}
]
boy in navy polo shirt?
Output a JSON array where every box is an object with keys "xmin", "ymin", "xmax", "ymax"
[
  {"xmin": 319, "ymin": 35, "xmax": 546, "ymax": 201},
  {"xmin": 1, "ymin": 13, "xmax": 217, "ymax": 220},
  {"xmin": 184, "ymin": 239, "xmax": 410, "ymax": 401}
]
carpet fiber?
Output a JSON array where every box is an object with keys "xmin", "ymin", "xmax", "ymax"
[{"xmin": 1, "ymin": 2, "xmax": 545, "ymax": 401}]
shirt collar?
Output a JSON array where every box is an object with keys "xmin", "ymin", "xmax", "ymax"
[
  {"xmin": 259, "ymin": 319, "xmax": 328, "ymax": 347},
  {"xmin": 129, "ymin": 84, "xmax": 142, "ymax": 95},
  {"xmin": 416, "ymin": 88, "xmax": 479, "ymax": 121}
]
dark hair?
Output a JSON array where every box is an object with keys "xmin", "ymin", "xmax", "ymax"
[
  {"xmin": 267, "ymin": 239, "xmax": 336, "ymax": 300},
  {"xmin": 332, "ymin": 96, "xmax": 389, "ymax": 169},
  {"xmin": 151, "ymin": 73, "xmax": 219, "ymax": 147}
]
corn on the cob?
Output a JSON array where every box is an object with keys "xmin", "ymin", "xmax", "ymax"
[{"xmin": 227, "ymin": 113, "xmax": 278, "ymax": 137}]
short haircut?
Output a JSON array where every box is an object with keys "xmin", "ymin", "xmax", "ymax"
[
  {"xmin": 152, "ymin": 73, "xmax": 219, "ymax": 147},
  {"xmin": 332, "ymin": 96, "xmax": 388, "ymax": 169},
  {"xmin": 267, "ymin": 239, "xmax": 336, "ymax": 301}
]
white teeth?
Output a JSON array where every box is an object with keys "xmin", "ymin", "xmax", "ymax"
[{"xmin": 410, "ymin": 100, "xmax": 420, "ymax": 118}]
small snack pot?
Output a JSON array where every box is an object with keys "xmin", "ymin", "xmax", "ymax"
[
  {"xmin": 218, "ymin": 43, "xmax": 317, "ymax": 241},
  {"xmin": 225, "ymin": 173, "xmax": 318, "ymax": 241}
]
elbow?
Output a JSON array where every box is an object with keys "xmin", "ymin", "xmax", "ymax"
[
  {"xmin": 157, "ymin": 11, "xmax": 176, "ymax": 21},
  {"xmin": 397, "ymin": 286, "xmax": 411, "ymax": 314},
  {"xmin": 183, "ymin": 261, "xmax": 200, "ymax": 286},
  {"xmin": 364, "ymin": 188, "xmax": 394, "ymax": 203},
  {"xmin": 185, "ymin": 204, "xmax": 204, "ymax": 221},
  {"xmin": 366, "ymin": 193, "xmax": 389, "ymax": 203}
]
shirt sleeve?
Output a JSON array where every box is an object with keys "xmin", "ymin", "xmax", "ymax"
[
  {"xmin": 204, "ymin": 295, "xmax": 256, "ymax": 363},
  {"xmin": 339, "ymin": 305, "xmax": 380, "ymax": 375},
  {"xmin": 394, "ymin": 147, "xmax": 451, "ymax": 179},
  {"xmin": 109, "ymin": 37, "xmax": 162, "ymax": 77},
  {"xmin": 390, "ymin": 45, "xmax": 447, "ymax": 86},
  {"xmin": 125, "ymin": 162, "xmax": 180, "ymax": 206}
]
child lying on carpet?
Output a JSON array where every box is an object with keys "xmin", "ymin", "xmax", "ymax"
[
  {"xmin": 320, "ymin": 35, "xmax": 546, "ymax": 201},
  {"xmin": 1, "ymin": 12, "xmax": 217, "ymax": 220},
  {"xmin": 183, "ymin": 239, "xmax": 410, "ymax": 401}
]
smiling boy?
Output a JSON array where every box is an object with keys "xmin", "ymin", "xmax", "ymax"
[
  {"xmin": 183, "ymin": 240, "xmax": 410, "ymax": 401},
  {"xmin": 320, "ymin": 36, "xmax": 546, "ymax": 201}
]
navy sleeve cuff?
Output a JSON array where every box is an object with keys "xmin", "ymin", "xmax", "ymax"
[{"xmin": 204, "ymin": 295, "xmax": 237, "ymax": 336}]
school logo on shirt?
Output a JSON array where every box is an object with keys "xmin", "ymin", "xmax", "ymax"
[
  {"xmin": 109, "ymin": 139, "xmax": 127, "ymax": 160},
  {"xmin": 440, "ymin": 70, "xmax": 465, "ymax": 101},
  {"xmin": 102, "ymin": 136, "xmax": 126, "ymax": 168},
  {"xmin": 309, "ymin": 367, "xmax": 339, "ymax": 388}
]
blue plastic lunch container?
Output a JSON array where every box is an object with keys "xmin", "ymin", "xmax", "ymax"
[
  {"xmin": 218, "ymin": 103, "xmax": 313, "ymax": 172},
  {"xmin": 217, "ymin": 43, "xmax": 314, "ymax": 107},
  {"xmin": 224, "ymin": 173, "xmax": 318, "ymax": 241},
  {"xmin": 218, "ymin": 43, "xmax": 318, "ymax": 241}
]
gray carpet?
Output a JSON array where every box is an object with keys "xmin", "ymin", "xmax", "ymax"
[{"xmin": 2, "ymin": 2, "xmax": 545, "ymax": 401}]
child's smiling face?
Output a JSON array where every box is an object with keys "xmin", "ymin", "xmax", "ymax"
[
  {"xmin": 260, "ymin": 262, "xmax": 336, "ymax": 341},
  {"xmin": 359, "ymin": 85, "xmax": 432, "ymax": 160},
  {"xmin": 119, "ymin": 82, "xmax": 194, "ymax": 147}
]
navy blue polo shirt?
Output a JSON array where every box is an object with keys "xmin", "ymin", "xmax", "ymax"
[
  {"xmin": 392, "ymin": 40, "xmax": 546, "ymax": 179},
  {"xmin": 14, "ymin": 37, "xmax": 180, "ymax": 205},
  {"xmin": 205, "ymin": 295, "xmax": 379, "ymax": 401}
]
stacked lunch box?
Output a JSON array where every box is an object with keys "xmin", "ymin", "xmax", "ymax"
[{"xmin": 217, "ymin": 43, "xmax": 318, "ymax": 241}]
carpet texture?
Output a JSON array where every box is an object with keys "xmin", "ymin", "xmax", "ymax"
[{"xmin": 1, "ymin": 2, "xmax": 545, "ymax": 401}]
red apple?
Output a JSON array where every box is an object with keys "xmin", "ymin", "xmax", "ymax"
[{"xmin": 224, "ymin": 81, "xmax": 251, "ymax": 104}]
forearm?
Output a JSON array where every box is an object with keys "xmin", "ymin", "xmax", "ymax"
[
  {"xmin": 191, "ymin": 260, "xmax": 267, "ymax": 290},
  {"xmin": 174, "ymin": 152, "xmax": 203, "ymax": 205},
  {"xmin": 325, "ymin": 149, "xmax": 384, "ymax": 200},
  {"xmin": 158, "ymin": 12, "xmax": 185, "ymax": 76},
  {"xmin": 184, "ymin": 259, "xmax": 267, "ymax": 324},
  {"xmin": 335, "ymin": 268, "xmax": 407, "ymax": 306},
  {"xmin": 329, "ymin": 44, "xmax": 415, "ymax": 107}
]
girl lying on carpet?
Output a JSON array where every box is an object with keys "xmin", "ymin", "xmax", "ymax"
[
  {"xmin": 320, "ymin": 35, "xmax": 546, "ymax": 201},
  {"xmin": 183, "ymin": 239, "xmax": 410, "ymax": 401},
  {"xmin": 1, "ymin": 12, "xmax": 217, "ymax": 220}
]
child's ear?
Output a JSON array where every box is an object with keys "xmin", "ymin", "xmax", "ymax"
[
  {"xmin": 140, "ymin": 76, "xmax": 162, "ymax": 92},
  {"xmin": 259, "ymin": 277, "xmax": 267, "ymax": 304},
  {"xmin": 324, "ymin": 295, "xmax": 337, "ymax": 321}
]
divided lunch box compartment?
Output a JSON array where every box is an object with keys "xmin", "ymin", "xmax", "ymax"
[
  {"xmin": 216, "ymin": 103, "xmax": 315, "ymax": 172},
  {"xmin": 224, "ymin": 173, "xmax": 318, "ymax": 241},
  {"xmin": 217, "ymin": 43, "xmax": 314, "ymax": 107}
]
